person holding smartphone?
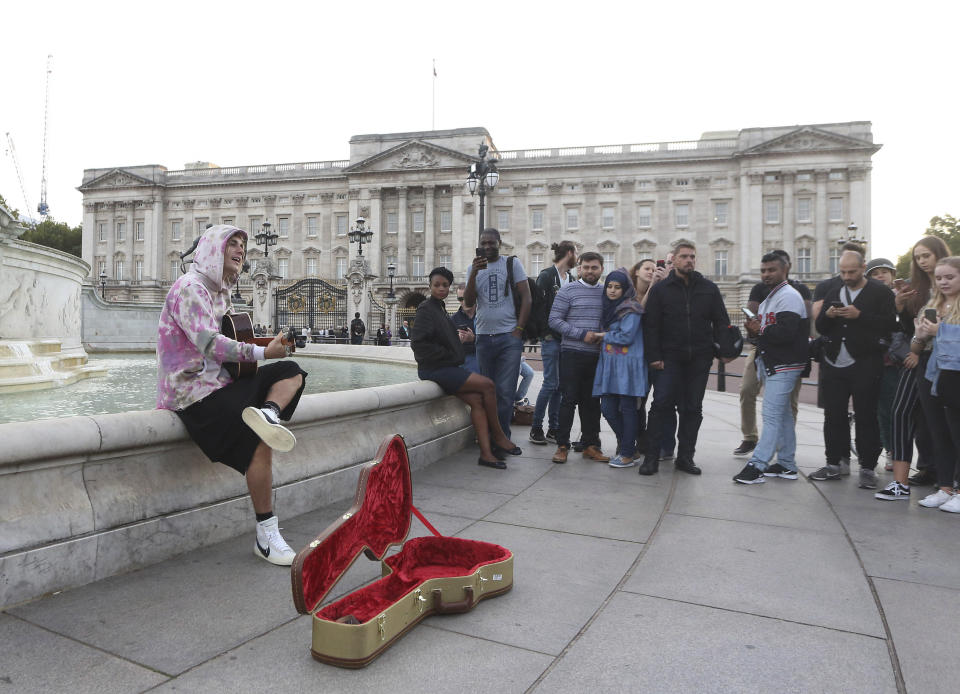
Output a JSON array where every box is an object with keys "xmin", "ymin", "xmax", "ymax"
[
  {"xmin": 811, "ymin": 250, "xmax": 897, "ymax": 488},
  {"xmin": 911, "ymin": 256, "xmax": 960, "ymax": 511},
  {"xmin": 463, "ymin": 228, "xmax": 531, "ymax": 443}
]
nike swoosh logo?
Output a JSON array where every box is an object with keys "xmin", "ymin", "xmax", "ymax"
[{"xmin": 256, "ymin": 540, "xmax": 270, "ymax": 558}]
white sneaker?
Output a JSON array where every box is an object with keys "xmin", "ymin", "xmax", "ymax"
[
  {"xmin": 242, "ymin": 406, "xmax": 296, "ymax": 452},
  {"xmin": 939, "ymin": 494, "xmax": 960, "ymax": 513},
  {"xmin": 918, "ymin": 489, "xmax": 955, "ymax": 508},
  {"xmin": 254, "ymin": 516, "xmax": 296, "ymax": 565}
]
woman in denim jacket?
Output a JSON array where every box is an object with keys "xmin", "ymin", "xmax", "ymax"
[
  {"xmin": 912, "ymin": 256, "xmax": 960, "ymax": 512},
  {"xmin": 593, "ymin": 268, "xmax": 648, "ymax": 468}
]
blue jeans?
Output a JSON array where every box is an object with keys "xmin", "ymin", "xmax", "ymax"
[
  {"xmin": 515, "ymin": 360, "xmax": 534, "ymax": 401},
  {"xmin": 462, "ymin": 353, "xmax": 479, "ymax": 374},
  {"xmin": 601, "ymin": 394, "xmax": 639, "ymax": 457},
  {"xmin": 533, "ymin": 338, "xmax": 561, "ymax": 430},
  {"xmin": 477, "ymin": 333, "xmax": 524, "ymax": 439},
  {"xmin": 748, "ymin": 368, "xmax": 802, "ymax": 472}
]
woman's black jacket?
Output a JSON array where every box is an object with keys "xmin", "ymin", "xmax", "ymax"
[{"xmin": 410, "ymin": 297, "xmax": 465, "ymax": 369}]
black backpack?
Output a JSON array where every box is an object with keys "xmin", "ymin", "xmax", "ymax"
[{"xmin": 505, "ymin": 256, "xmax": 545, "ymax": 342}]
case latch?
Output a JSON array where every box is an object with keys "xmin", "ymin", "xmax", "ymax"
[
  {"xmin": 377, "ymin": 613, "xmax": 386, "ymax": 640},
  {"xmin": 476, "ymin": 569, "xmax": 488, "ymax": 593},
  {"xmin": 414, "ymin": 588, "xmax": 426, "ymax": 613}
]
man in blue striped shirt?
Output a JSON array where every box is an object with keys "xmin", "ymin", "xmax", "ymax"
[{"xmin": 548, "ymin": 252, "xmax": 610, "ymax": 464}]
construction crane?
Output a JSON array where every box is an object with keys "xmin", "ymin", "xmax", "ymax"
[
  {"xmin": 37, "ymin": 54, "xmax": 52, "ymax": 218},
  {"xmin": 4, "ymin": 132, "xmax": 35, "ymax": 220}
]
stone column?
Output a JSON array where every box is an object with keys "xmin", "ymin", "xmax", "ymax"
[
  {"xmin": 368, "ymin": 188, "xmax": 381, "ymax": 277},
  {"xmin": 547, "ymin": 182, "xmax": 563, "ymax": 237},
  {"xmin": 348, "ymin": 189, "xmax": 360, "ymax": 272},
  {"xmin": 815, "ymin": 169, "xmax": 829, "ymax": 272},
  {"xmin": 747, "ymin": 172, "xmax": 763, "ymax": 273},
  {"xmin": 451, "ymin": 191, "xmax": 465, "ymax": 278},
  {"xmin": 738, "ymin": 173, "xmax": 750, "ymax": 276},
  {"xmin": 183, "ymin": 199, "xmax": 195, "ymax": 243},
  {"xmin": 654, "ymin": 178, "xmax": 672, "ymax": 257},
  {"xmin": 82, "ymin": 203, "xmax": 96, "ymax": 278},
  {"xmin": 320, "ymin": 192, "xmax": 334, "ymax": 277},
  {"xmin": 583, "ymin": 181, "xmax": 598, "ymax": 235},
  {"xmin": 424, "ymin": 185, "xmax": 435, "ymax": 272},
  {"xmin": 781, "ymin": 172, "xmax": 795, "ymax": 261},
  {"xmin": 126, "ymin": 202, "xmax": 136, "ymax": 281},
  {"xmin": 618, "ymin": 179, "xmax": 635, "ymax": 257},
  {"xmin": 397, "ymin": 187, "xmax": 408, "ymax": 276},
  {"xmin": 849, "ymin": 166, "xmax": 867, "ymax": 237},
  {"xmin": 692, "ymin": 177, "xmax": 710, "ymax": 251}
]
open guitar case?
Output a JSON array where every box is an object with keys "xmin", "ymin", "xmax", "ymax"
[{"xmin": 291, "ymin": 434, "xmax": 514, "ymax": 668}]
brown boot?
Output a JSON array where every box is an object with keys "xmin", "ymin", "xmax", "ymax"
[
  {"xmin": 552, "ymin": 445, "xmax": 569, "ymax": 464},
  {"xmin": 582, "ymin": 445, "xmax": 610, "ymax": 462}
]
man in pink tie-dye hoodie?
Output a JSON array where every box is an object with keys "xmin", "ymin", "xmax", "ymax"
[{"xmin": 157, "ymin": 224, "xmax": 308, "ymax": 566}]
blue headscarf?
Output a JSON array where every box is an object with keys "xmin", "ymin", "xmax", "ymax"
[{"xmin": 601, "ymin": 268, "xmax": 643, "ymax": 329}]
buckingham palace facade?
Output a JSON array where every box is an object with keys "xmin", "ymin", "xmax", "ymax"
[{"xmin": 79, "ymin": 121, "xmax": 880, "ymax": 310}]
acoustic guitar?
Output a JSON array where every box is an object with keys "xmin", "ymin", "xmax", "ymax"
[{"xmin": 220, "ymin": 312, "xmax": 297, "ymax": 380}]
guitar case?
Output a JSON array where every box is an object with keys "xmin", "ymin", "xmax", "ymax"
[{"xmin": 291, "ymin": 434, "xmax": 514, "ymax": 668}]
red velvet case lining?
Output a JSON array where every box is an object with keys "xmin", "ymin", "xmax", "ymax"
[
  {"xmin": 317, "ymin": 536, "xmax": 511, "ymax": 624},
  {"xmin": 298, "ymin": 437, "xmax": 413, "ymax": 614}
]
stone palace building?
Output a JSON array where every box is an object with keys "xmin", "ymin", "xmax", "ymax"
[{"xmin": 79, "ymin": 121, "xmax": 880, "ymax": 321}]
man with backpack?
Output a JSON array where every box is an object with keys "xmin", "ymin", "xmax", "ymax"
[
  {"xmin": 464, "ymin": 228, "xmax": 532, "ymax": 440},
  {"xmin": 529, "ymin": 241, "xmax": 577, "ymax": 444}
]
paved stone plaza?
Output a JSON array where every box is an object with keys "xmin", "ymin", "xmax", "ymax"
[{"xmin": 2, "ymin": 381, "xmax": 957, "ymax": 693}]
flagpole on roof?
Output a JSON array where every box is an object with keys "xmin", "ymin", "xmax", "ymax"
[{"xmin": 432, "ymin": 59, "xmax": 437, "ymax": 131}]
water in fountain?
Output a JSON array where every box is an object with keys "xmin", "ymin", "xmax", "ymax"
[{"xmin": 0, "ymin": 353, "xmax": 417, "ymax": 424}]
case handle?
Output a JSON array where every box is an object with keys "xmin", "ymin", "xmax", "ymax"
[{"xmin": 432, "ymin": 586, "xmax": 475, "ymax": 614}]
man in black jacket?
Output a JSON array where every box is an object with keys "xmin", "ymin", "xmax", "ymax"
[
  {"xmin": 810, "ymin": 250, "xmax": 897, "ymax": 488},
  {"xmin": 639, "ymin": 242, "xmax": 733, "ymax": 475},
  {"xmin": 350, "ymin": 313, "xmax": 365, "ymax": 345}
]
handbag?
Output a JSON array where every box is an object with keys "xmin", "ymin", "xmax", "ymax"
[{"xmin": 511, "ymin": 404, "xmax": 534, "ymax": 426}]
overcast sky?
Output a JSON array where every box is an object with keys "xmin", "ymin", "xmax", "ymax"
[{"xmin": 2, "ymin": 0, "xmax": 957, "ymax": 263}]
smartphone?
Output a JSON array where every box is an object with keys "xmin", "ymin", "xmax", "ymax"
[
  {"xmin": 830, "ymin": 300, "xmax": 844, "ymax": 310},
  {"xmin": 924, "ymin": 308, "xmax": 938, "ymax": 323},
  {"xmin": 893, "ymin": 278, "xmax": 906, "ymax": 290},
  {"xmin": 741, "ymin": 307, "xmax": 756, "ymax": 320},
  {"xmin": 475, "ymin": 247, "xmax": 487, "ymax": 267},
  {"xmin": 656, "ymin": 260, "xmax": 666, "ymax": 269}
]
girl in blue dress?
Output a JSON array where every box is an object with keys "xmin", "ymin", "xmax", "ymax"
[{"xmin": 593, "ymin": 268, "xmax": 648, "ymax": 468}]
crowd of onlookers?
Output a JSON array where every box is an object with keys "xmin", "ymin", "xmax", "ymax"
[{"xmin": 407, "ymin": 227, "xmax": 960, "ymax": 513}]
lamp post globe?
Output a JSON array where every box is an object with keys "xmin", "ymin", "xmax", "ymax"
[
  {"xmin": 387, "ymin": 262, "xmax": 396, "ymax": 298},
  {"xmin": 465, "ymin": 144, "xmax": 499, "ymax": 241},
  {"xmin": 255, "ymin": 221, "xmax": 278, "ymax": 258}
]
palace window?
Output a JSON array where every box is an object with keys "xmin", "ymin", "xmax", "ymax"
[
  {"xmin": 278, "ymin": 258, "xmax": 289, "ymax": 279},
  {"xmin": 135, "ymin": 259, "xmax": 143, "ymax": 282},
  {"xmin": 637, "ymin": 250, "xmax": 653, "ymax": 260},
  {"xmin": 797, "ymin": 248, "xmax": 812, "ymax": 274},
  {"xmin": 531, "ymin": 253, "xmax": 544, "ymax": 276},
  {"xmin": 196, "ymin": 220, "xmax": 207, "ymax": 235},
  {"xmin": 115, "ymin": 222, "xmax": 125, "ymax": 242},
  {"xmin": 114, "ymin": 260, "xmax": 124, "ymax": 281},
  {"xmin": 336, "ymin": 257, "xmax": 347, "ymax": 279},
  {"xmin": 714, "ymin": 250, "xmax": 728, "ymax": 276},
  {"xmin": 637, "ymin": 205, "xmax": 652, "ymax": 228},
  {"xmin": 601, "ymin": 182, "xmax": 615, "ymax": 189},
  {"xmin": 601, "ymin": 207, "xmax": 615, "ymax": 229},
  {"xmin": 412, "ymin": 255, "xmax": 425, "ymax": 277},
  {"xmin": 386, "ymin": 211, "xmax": 398, "ymax": 234},
  {"xmin": 440, "ymin": 210, "xmax": 452, "ymax": 233},
  {"xmin": 97, "ymin": 259, "xmax": 106, "ymax": 277},
  {"xmin": 566, "ymin": 208, "xmax": 579, "ymax": 231},
  {"xmin": 336, "ymin": 215, "xmax": 348, "ymax": 236},
  {"xmin": 797, "ymin": 198, "xmax": 812, "ymax": 223},
  {"xmin": 169, "ymin": 260, "xmax": 179, "ymax": 280},
  {"xmin": 714, "ymin": 202, "xmax": 728, "ymax": 225},
  {"xmin": 796, "ymin": 173, "xmax": 812, "ymax": 182},
  {"xmin": 675, "ymin": 203, "xmax": 689, "ymax": 227},
  {"xmin": 829, "ymin": 171, "xmax": 845, "ymax": 181},
  {"xmin": 412, "ymin": 211, "xmax": 425, "ymax": 233},
  {"xmin": 278, "ymin": 217, "xmax": 290, "ymax": 237},
  {"xmin": 531, "ymin": 209, "xmax": 544, "ymax": 231},
  {"xmin": 765, "ymin": 199, "xmax": 781, "ymax": 224},
  {"xmin": 306, "ymin": 257, "xmax": 318, "ymax": 276},
  {"xmin": 171, "ymin": 221, "xmax": 181, "ymax": 241},
  {"xmin": 829, "ymin": 247, "xmax": 841, "ymax": 274},
  {"xmin": 602, "ymin": 251, "xmax": 616, "ymax": 268},
  {"xmin": 439, "ymin": 252, "xmax": 451, "ymax": 267},
  {"xmin": 98, "ymin": 223, "xmax": 107, "ymax": 242},
  {"xmin": 306, "ymin": 216, "xmax": 318, "ymax": 237},
  {"xmin": 828, "ymin": 197, "xmax": 844, "ymax": 222},
  {"xmin": 135, "ymin": 221, "xmax": 144, "ymax": 241},
  {"xmin": 497, "ymin": 209, "xmax": 511, "ymax": 231}
]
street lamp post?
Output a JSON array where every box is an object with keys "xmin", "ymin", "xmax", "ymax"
[
  {"xmin": 348, "ymin": 216, "xmax": 374, "ymax": 256},
  {"xmin": 387, "ymin": 262, "xmax": 396, "ymax": 298},
  {"xmin": 254, "ymin": 221, "xmax": 278, "ymax": 258},
  {"xmin": 466, "ymin": 143, "xmax": 499, "ymax": 241},
  {"xmin": 838, "ymin": 222, "xmax": 868, "ymax": 254},
  {"xmin": 99, "ymin": 270, "xmax": 107, "ymax": 299}
]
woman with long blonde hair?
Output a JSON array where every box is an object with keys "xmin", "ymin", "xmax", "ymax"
[
  {"xmin": 912, "ymin": 256, "xmax": 960, "ymax": 511},
  {"xmin": 876, "ymin": 237, "xmax": 951, "ymax": 500}
]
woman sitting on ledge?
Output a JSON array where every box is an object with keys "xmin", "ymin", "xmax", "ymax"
[{"xmin": 411, "ymin": 266, "xmax": 521, "ymax": 470}]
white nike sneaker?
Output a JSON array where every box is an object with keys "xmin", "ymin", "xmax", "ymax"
[
  {"xmin": 254, "ymin": 516, "xmax": 296, "ymax": 566},
  {"xmin": 242, "ymin": 406, "xmax": 296, "ymax": 452}
]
